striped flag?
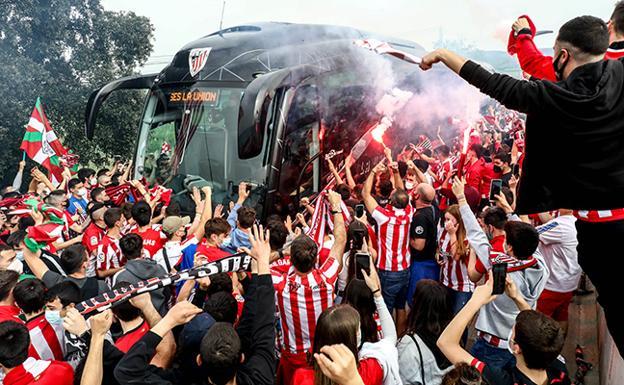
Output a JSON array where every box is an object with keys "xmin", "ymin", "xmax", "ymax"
[
  {"xmin": 20, "ymin": 98, "xmax": 68, "ymax": 185},
  {"xmin": 416, "ymin": 136, "xmax": 432, "ymax": 152}
]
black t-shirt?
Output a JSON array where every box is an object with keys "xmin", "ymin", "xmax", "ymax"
[
  {"xmin": 409, "ymin": 205, "xmax": 439, "ymax": 262},
  {"xmin": 473, "ymin": 357, "xmax": 571, "ymax": 385}
]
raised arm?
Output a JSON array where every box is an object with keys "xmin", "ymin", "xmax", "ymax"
[
  {"xmin": 438, "ymin": 275, "xmax": 496, "ymax": 365},
  {"xmin": 192, "ymin": 186, "xmax": 213, "ymax": 240},
  {"xmin": 344, "ymin": 155, "xmax": 357, "ymax": 190},
  {"xmin": 363, "ymin": 264, "xmax": 396, "ymax": 344},
  {"xmin": 327, "ymin": 158, "xmax": 345, "ymax": 185},
  {"xmin": 512, "ymin": 17, "xmax": 557, "ymax": 81},
  {"xmin": 362, "ymin": 161, "xmax": 385, "ymax": 214},
  {"xmin": 326, "ymin": 190, "xmax": 347, "ymax": 269},
  {"xmin": 80, "ymin": 310, "xmax": 113, "ymax": 385},
  {"xmin": 452, "ymin": 177, "xmax": 492, "ymax": 270},
  {"xmin": 420, "ymin": 48, "xmax": 542, "ymax": 114}
]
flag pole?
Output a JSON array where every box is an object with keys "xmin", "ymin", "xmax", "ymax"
[{"xmin": 22, "ymin": 151, "xmax": 26, "ymax": 161}]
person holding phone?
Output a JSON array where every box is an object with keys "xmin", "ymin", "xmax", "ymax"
[
  {"xmin": 335, "ymin": 218, "xmax": 376, "ymax": 303},
  {"xmin": 451, "ymin": 177, "xmax": 548, "ymax": 370}
]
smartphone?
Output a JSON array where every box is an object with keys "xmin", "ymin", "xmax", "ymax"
[
  {"xmin": 355, "ymin": 204, "xmax": 365, "ymax": 218},
  {"xmin": 512, "ymin": 164, "xmax": 521, "ymax": 177},
  {"xmin": 355, "ymin": 252, "xmax": 371, "ymax": 280},
  {"xmin": 492, "ymin": 263, "xmax": 508, "ymax": 295},
  {"xmin": 489, "ymin": 179, "xmax": 503, "ymax": 203}
]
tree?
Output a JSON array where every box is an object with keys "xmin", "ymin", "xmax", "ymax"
[{"xmin": 0, "ymin": 0, "xmax": 153, "ymax": 186}]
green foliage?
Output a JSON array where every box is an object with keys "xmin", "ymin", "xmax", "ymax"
[{"xmin": 0, "ymin": 0, "xmax": 153, "ymax": 185}]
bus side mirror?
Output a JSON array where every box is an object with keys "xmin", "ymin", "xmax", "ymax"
[
  {"xmin": 85, "ymin": 74, "xmax": 157, "ymax": 140},
  {"xmin": 238, "ymin": 69, "xmax": 292, "ymax": 159},
  {"xmin": 238, "ymin": 64, "xmax": 327, "ymax": 159}
]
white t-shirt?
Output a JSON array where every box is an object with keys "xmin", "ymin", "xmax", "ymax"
[{"xmin": 537, "ymin": 215, "xmax": 581, "ymax": 293}]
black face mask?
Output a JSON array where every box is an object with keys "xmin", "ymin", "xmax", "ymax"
[
  {"xmin": 493, "ymin": 165, "xmax": 503, "ymax": 173},
  {"xmin": 553, "ymin": 50, "xmax": 569, "ymax": 81}
]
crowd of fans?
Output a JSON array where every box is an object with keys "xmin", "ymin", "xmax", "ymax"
[{"xmin": 3, "ymin": 4, "xmax": 624, "ymax": 385}]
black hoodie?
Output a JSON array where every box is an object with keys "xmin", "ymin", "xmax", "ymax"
[{"xmin": 459, "ymin": 58, "xmax": 624, "ymax": 214}]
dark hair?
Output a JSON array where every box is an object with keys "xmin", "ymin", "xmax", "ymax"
[
  {"xmin": 111, "ymin": 282, "xmax": 142, "ymax": 322},
  {"xmin": 344, "ymin": 279, "xmax": 378, "ymax": 344},
  {"xmin": 236, "ymin": 207, "xmax": 256, "ymax": 229},
  {"xmin": 206, "ymin": 273, "xmax": 233, "ymax": 296},
  {"xmin": 90, "ymin": 187, "xmax": 105, "ymax": 202},
  {"xmin": 557, "ymin": 16, "xmax": 609, "ymax": 56},
  {"xmin": 0, "ymin": 321, "xmax": 30, "ymax": 368},
  {"xmin": 501, "ymin": 186, "xmax": 514, "ymax": 206},
  {"xmin": 413, "ymin": 159, "xmax": 430, "ymax": 173},
  {"xmin": 6, "ymin": 231, "xmax": 26, "ymax": 248},
  {"xmin": 205, "ymin": 218, "xmax": 231, "ymax": 238},
  {"xmin": 0, "ymin": 270, "xmax": 20, "ymax": 302},
  {"xmin": 390, "ymin": 189, "xmax": 410, "ymax": 209},
  {"xmin": 60, "ymin": 244, "xmax": 87, "ymax": 274},
  {"xmin": 267, "ymin": 220, "xmax": 288, "ymax": 251},
  {"xmin": 441, "ymin": 363, "xmax": 483, "ymax": 385},
  {"xmin": 131, "ymin": 200, "xmax": 152, "ymax": 227},
  {"xmin": 77, "ymin": 168, "xmax": 96, "ymax": 183},
  {"xmin": 612, "ymin": 1, "xmax": 624, "ymax": 35},
  {"xmin": 97, "ymin": 168, "xmax": 110, "ymax": 178},
  {"xmin": 46, "ymin": 281, "xmax": 81, "ymax": 307},
  {"xmin": 493, "ymin": 151, "xmax": 511, "ymax": 165},
  {"xmin": 469, "ymin": 144, "xmax": 484, "ymax": 159},
  {"xmin": 290, "ymin": 235, "xmax": 318, "ymax": 273},
  {"xmin": 104, "ymin": 208, "xmax": 123, "ymax": 228},
  {"xmin": 312, "ymin": 305, "xmax": 360, "ymax": 385},
  {"xmin": 336, "ymin": 184, "xmax": 352, "ymax": 201},
  {"xmin": 404, "ymin": 279, "xmax": 453, "ymax": 341},
  {"xmin": 378, "ymin": 179, "xmax": 393, "ymax": 197},
  {"xmin": 483, "ymin": 207, "xmax": 507, "ymax": 230},
  {"xmin": 200, "ymin": 322, "xmax": 241, "ymax": 385},
  {"xmin": 165, "ymin": 201, "xmax": 181, "ymax": 217},
  {"xmin": 13, "ymin": 279, "xmax": 46, "ymax": 314},
  {"xmin": 17, "ymin": 216, "xmax": 35, "ymax": 231},
  {"xmin": 68, "ymin": 178, "xmax": 82, "ymax": 191},
  {"xmin": 504, "ymin": 221, "xmax": 539, "ymax": 259},
  {"xmin": 514, "ymin": 310, "xmax": 565, "ymax": 369},
  {"xmin": 435, "ymin": 145, "xmax": 451, "ymax": 157},
  {"xmin": 120, "ymin": 233, "xmax": 143, "ymax": 260},
  {"xmin": 121, "ymin": 202, "xmax": 134, "ymax": 220},
  {"xmin": 204, "ymin": 292, "xmax": 238, "ymax": 324}
]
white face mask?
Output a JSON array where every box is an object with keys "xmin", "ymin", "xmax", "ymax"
[
  {"xmin": 15, "ymin": 250, "xmax": 24, "ymax": 261},
  {"xmin": 7, "ymin": 258, "xmax": 23, "ymax": 274},
  {"xmin": 89, "ymin": 177, "xmax": 97, "ymax": 186},
  {"xmin": 405, "ymin": 181, "xmax": 414, "ymax": 190},
  {"xmin": 78, "ymin": 187, "xmax": 88, "ymax": 197}
]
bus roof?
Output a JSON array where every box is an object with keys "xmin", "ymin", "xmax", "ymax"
[{"xmin": 155, "ymin": 22, "xmax": 425, "ymax": 85}]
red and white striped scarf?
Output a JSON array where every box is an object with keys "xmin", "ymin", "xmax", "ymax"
[{"xmin": 305, "ymin": 191, "xmax": 351, "ymax": 247}]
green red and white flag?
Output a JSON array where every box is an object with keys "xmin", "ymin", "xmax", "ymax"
[{"xmin": 20, "ymin": 97, "xmax": 69, "ymax": 185}]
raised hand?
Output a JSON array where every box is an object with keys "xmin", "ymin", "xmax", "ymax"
[{"xmin": 90, "ymin": 310, "xmax": 114, "ymax": 337}]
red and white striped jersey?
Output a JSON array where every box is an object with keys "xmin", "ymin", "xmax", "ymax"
[
  {"xmin": 372, "ymin": 204, "xmax": 413, "ymax": 272},
  {"xmin": 271, "ymin": 256, "xmax": 340, "ymax": 354},
  {"xmin": 573, "ymin": 209, "xmax": 624, "ymax": 223},
  {"xmin": 25, "ymin": 314, "xmax": 65, "ymax": 361},
  {"xmin": 96, "ymin": 235, "xmax": 125, "ymax": 271},
  {"xmin": 438, "ymin": 229, "xmax": 475, "ymax": 293}
]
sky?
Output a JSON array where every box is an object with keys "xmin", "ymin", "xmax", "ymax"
[{"xmin": 102, "ymin": 0, "xmax": 614, "ymax": 73}]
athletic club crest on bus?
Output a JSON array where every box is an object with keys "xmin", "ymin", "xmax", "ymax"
[{"xmin": 188, "ymin": 47, "xmax": 212, "ymax": 77}]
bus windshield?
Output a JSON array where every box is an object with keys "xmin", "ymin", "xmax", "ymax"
[{"xmin": 135, "ymin": 84, "xmax": 266, "ymax": 203}]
